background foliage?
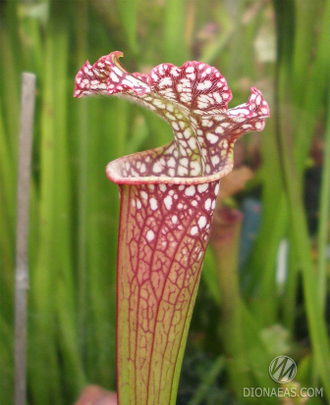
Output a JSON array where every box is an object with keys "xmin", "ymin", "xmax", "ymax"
[{"xmin": 0, "ymin": 0, "xmax": 329, "ymax": 404}]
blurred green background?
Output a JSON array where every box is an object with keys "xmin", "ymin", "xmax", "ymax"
[{"xmin": 0, "ymin": 0, "xmax": 329, "ymax": 404}]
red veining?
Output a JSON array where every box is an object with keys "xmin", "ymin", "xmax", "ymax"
[{"xmin": 74, "ymin": 51, "xmax": 270, "ymax": 405}]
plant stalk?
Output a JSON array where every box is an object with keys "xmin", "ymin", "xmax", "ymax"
[{"xmin": 14, "ymin": 72, "xmax": 36, "ymax": 405}]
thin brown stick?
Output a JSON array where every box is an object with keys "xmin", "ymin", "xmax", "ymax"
[{"xmin": 14, "ymin": 72, "xmax": 36, "ymax": 405}]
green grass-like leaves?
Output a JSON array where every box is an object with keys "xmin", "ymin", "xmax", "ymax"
[{"xmin": 0, "ymin": 0, "xmax": 329, "ymax": 404}]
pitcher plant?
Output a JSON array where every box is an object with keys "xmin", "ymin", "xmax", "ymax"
[{"xmin": 74, "ymin": 51, "xmax": 269, "ymax": 405}]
